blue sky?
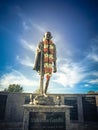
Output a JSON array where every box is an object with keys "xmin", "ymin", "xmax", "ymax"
[{"xmin": 0, "ymin": 0, "xmax": 98, "ymax": 93}]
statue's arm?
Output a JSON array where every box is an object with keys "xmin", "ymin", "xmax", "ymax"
[
  {"xmin": 33, "ymin": 42, "xmax": 42, "ymax": 70},
  {"xmin": 36, "ymin": 42, "xmax": 42, "ymax": 52}
]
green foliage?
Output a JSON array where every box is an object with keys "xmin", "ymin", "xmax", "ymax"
[
  {"xmin": 4, "ymin": 84, "xmax": 23, "ymax": 93},
  {"xmin": 87, "ymin": 90, "xmax": 95, "ymax": 94}
]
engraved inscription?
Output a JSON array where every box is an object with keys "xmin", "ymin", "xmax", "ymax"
[{"xmin": 29, "ymin": 112, "xmax": 66, "ymax": 130}]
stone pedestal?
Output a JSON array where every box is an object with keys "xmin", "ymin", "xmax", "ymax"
[
  {"xmin": 29, "ymin": 95, "xmax": 54, "ymax": 105},
  {"xmin": 23, "ymin": 105, "xmax": 72, "ymax": 130}
]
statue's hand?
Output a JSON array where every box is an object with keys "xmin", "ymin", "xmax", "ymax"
[
  {"xmin": 36, "ymin": 48, "xmax": 41, "ymax": 53},
  {"xmin": 53, "ymin": 66, "xmax": 57, "ymax": 73}
]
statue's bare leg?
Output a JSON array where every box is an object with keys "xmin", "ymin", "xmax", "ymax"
[{"xmin": 43, "ymin": 78, "xmax": 50, "ymax": 97}]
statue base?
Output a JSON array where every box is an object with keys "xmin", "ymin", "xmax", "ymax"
[
  {"xmin": 23, "ymin": 104, "xmax": 72, "ymax": 130},
  {"xmin": 30, "ymin": 95, "xmax": 55, "ymax": 105}
]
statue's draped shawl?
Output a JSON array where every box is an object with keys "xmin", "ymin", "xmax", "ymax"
[{"xmin": 34, "ymin": 40, "xmax": 56, "ymax": 77}]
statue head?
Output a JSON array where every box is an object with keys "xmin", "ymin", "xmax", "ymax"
[{"xmin": 44, "ymin": 32, "xmax": 52, "ymax": 40}]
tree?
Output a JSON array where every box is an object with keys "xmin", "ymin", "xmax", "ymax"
[
  {"xmin": 87, "ymin": 90, "xmax": 95, "ymax": 94},
  {"xmin": 4, "ymin": 84, "xmax": 23, "ymax": 93}
]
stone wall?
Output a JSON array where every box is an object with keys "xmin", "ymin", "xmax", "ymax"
[{"xmin": 0, "ymin": 92, "xmax": 98, "ymax": 130}]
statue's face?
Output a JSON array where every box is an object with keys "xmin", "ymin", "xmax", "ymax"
[{"xmin": 44, "ymin": 32, "xmax": 51, "ymax": 39}]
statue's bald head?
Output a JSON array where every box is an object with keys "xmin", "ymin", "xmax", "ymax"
[{"xmin": 44, "ymin": 32, "xmax": 52, "ymax": 40}]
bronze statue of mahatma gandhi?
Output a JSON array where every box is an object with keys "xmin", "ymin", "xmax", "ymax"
[{"xmin": 33, "ymin": 32, "xmax": 57, "ymax": 97}]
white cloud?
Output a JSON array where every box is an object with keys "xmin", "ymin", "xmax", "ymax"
[
  {"xmin": 91, "ymin": 54, "xmax": 98, "ymax": 62},
  {"xmin": 87, "ymin": 45, "xmax": 98, "ymax": 62},
  {"xmin": 20, "ymin": 38, "xmax": 36, "ymax": 53},
  {"xmin": 92, "ymin": 72, "xmax": 98, "ymax": 77},
  {"xmin": 16, "ymin": 55, "xmax": 34, "ymax": 67},
  {"xmin": 33, "ymin": 23, "xmax": 47, "ymax": 33},
  {"xmin": 0, "ymin": 70, "xmax": 38, "ymax": 92},
  {"xmin": 23, "ymin": 21, "xmax": 30, "ymax": 30},
  {"xmin": 84, "ymin": 84, "xmax": 90, "ymax": 87},
  {"xmin": 17, "ymin": 38, "xmax": 37, "ymax": 67},
  {"xmin": 88, "ymin": 53, "xmax": 98, "ymax": 62},
  {"xmin": 89, "ymin": 79, "xmax": 98, "ymax": 85},
  {"xmin": 53, "ymin": 61, "xmax": 87, "ymax": 88}
]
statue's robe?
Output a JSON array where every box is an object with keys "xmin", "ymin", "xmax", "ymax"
[{"xmin": 33, "ymin": 40, "xmax": 56, "ymax": 78}]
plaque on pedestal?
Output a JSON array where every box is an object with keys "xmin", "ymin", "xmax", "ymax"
[{"xmin": 29, "ymin": 112, "xmax": 65, "ymax": 130}]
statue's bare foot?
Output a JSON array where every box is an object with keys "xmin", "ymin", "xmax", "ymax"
[{"xmin": 43, "ymin": 93, "xmax": 48, "ymax": 97}]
